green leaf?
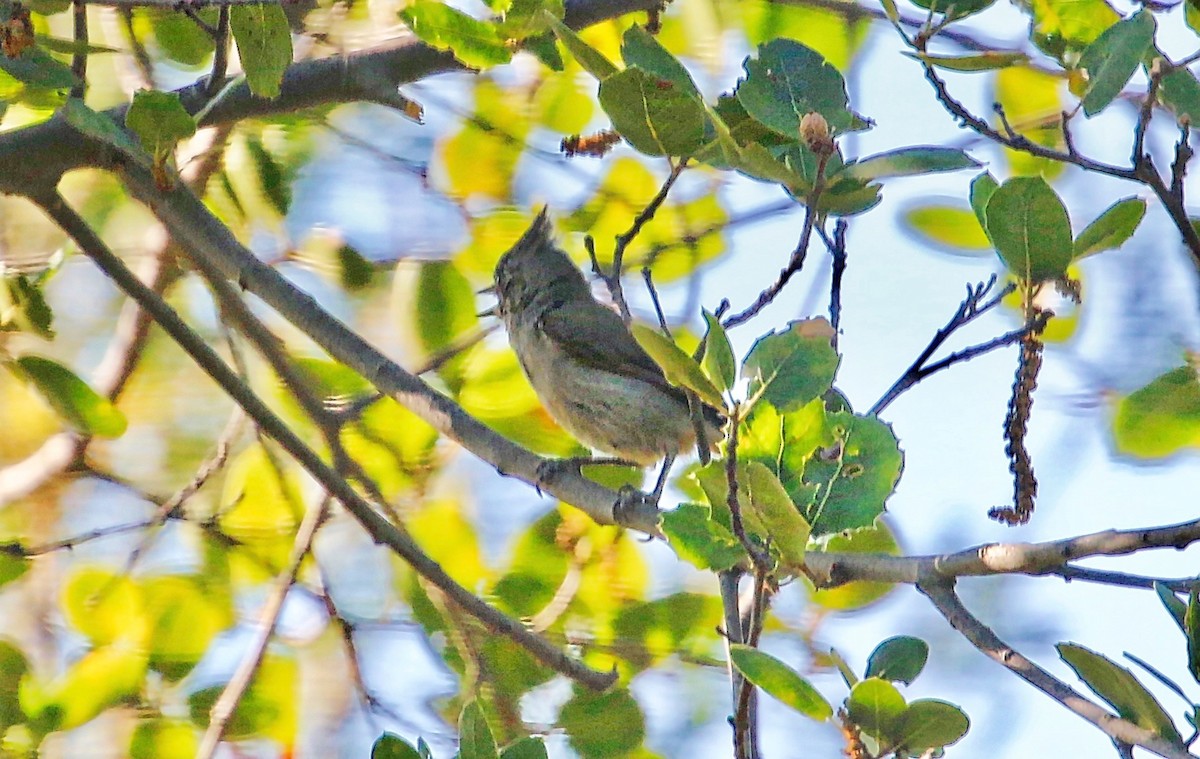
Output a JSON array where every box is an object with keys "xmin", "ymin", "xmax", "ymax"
[
  {"xmin": 620, "ymin": 25, "xmax": 699, "ymax": 97},
  {"xmin": 130, "ymin": 719, "xmax": 198, "ymax": 759},
  {"xmin": 865, "ymin": 636, "xmax": 928, "ymax": 685},
  {"xmin": 969, "ymin": 172, "xmax": 998, "ymax": 232},
  {"xmin": 839, "ymin": 147, "xmax": 979, "ymax": 182},
  {"xmin": 496, "ymin": 0, "xmax": 563, "ymax": 39},
  {"xmin": 984, "ymin": 176, "xmax": 1073, "ymax": 282},
  {"xmin": 743, "ymin": 318, "xmax": 839, "ymax": 414},
  {"xmin": 407, "ymin": 261, "xmax": 478, "ymax": 371},
  {"xmin": 1155, "ymin": 582, "xmax": 1187, "ymax": 633},
  {"xmin": 1112, "ymin": 365, "xmax": 1200, "ymax": 458},
  {"xmin": 735, "ymin": 38, "xmax": 867, "ymax": 140},
  {"xmin": 1078, "ymin": 10, "xmax": 1155, "ymax": 117},
  {"xmin": 894, "ymin": 699, "xmax": 970, "ymax": 752},
  {"xmin": 459, "ymin": 701, "xmax": 498, "ymax": 759},
  {"xmin": 499, "ymin": 737, "xmax": 548, "ymax": 759},
  {"xmin": 1187, "ymin": 588, "xmax": 1200, "ymax": 683},
  {"xmin": 22, "ymin": 644, "xmax": 147, "ymax": 733},
  {"xmin": 542, "ymin": 11, "xmax": 617, "ymax": 79},
  {"xmin": 0, "ymin": 551, "xmax": 27, "ymax": 589},
  {"xmin": 901, "ymin": 50, "xmax": 1028, "ymax": 71},
  {"xmin": 558, "ymin": 686, "xmax": 645, "ymax": 758},
  {"xmin": 1027, "ymin": 0, "xmax": 1120, "ymax": 61},
  {"xmin": 230, "ymin": 4, "xmax": 293, "ymax": 98},
  {"xmin": 1058, "ymin": 642, "xmax": 1182, "ymax": 743},
  {"xmin": 126, "ymin": 90, "xmax": 196, "ymax": 156},
  {"xmin": 188, "ymin": 653, "xmax": 296, "ymax": 740},
  {"xmin": 33, "ymin": 34, "xmax": 120, "ymax": 55},
  {"xmin": 0, "ymin": 274, "xmax": 55, "ymax": 338},
  {"xmin": 729, "ymin": 644, "xmax": 833, "ymax": 720},
  {"xmin": 845, "ymin": 677, "xmax": 907, "ymax": 740},
  {"xmin": 1160, "ymin": 66, "xmax": 1200, "ymax": 124},
  {"xmin": 0, "ymin": 46, "xmax": 76, "ymax": 88},
  {"xmin": 146, "ymin": 8, "xmax": 216, "ymax": 66},
  {"xmin": 630, "ymin": 324, "xmax": 726, "ymax": 409},
  {"xmin": 803, "ymin": 412, "xmax": 902, "ymax": 535},
  {"xmin": 245, "ymin": 135, "xmax": 290, "ymax": 215},
  {"xmin": 12, "ymin": 355, "xmax": 127, "ymax": 437},
  {"xmin": 907, "ymin": 0, "xmax": 995, "ymax": 19},
  {"xmin": 0, "ymin": 641, "xmax": 28, "ymax": 734},
  {"xmin": 400, "ymin": 0, "xmax": 510, "ymax": 69},
  {"xmin": 661, "ymin": 502, "xmax": 746, "ymax": 571},
  {"xmin": 598, "ymin": 67, "xmax": 706, "ymax": 157},
  {"xmin": 742, "ymin": 461, "xmax": 809, "ymax": 565},
  {"xmin": 701, "ymin": 310, "xmax": 736, "ymax": 392},
  {"xmin": 1189, "ymin": 0, "xmax": 1200, "ymax": 35},
  {"xmin": 1073, "ymin": 197, "xmax": 1146, "ymax": 259},
  {"xmin": 142, "ymin": 575, "xmax": 226, "ymax": 681},
  {"xmin": 902, "ymin": 205, "xmax": 992, "ymax": 253}
]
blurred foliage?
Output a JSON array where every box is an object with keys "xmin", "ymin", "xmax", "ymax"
[{"xmin": 0, "ymin": 0, "xmax": 1196, "ymax": 756}]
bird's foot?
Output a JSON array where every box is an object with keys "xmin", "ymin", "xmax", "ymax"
[{"xmin": 614, "ymin": 484, "xmax": 657, "ymax": 526}]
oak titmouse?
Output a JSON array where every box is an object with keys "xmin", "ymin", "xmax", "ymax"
[{"xmin": 491, "ymin": 209, "xmax": 723, "ymax": 495}]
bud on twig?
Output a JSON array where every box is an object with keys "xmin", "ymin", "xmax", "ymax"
[{"xmin": 800, "ymin": 112, "xmax": 835, "ymax": 156}]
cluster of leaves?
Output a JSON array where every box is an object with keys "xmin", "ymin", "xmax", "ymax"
[
  {"xmin": 641, "ymin": 316, "xmax": 902, "ymax": 575},
  {"xmin": 731, "ymin": 636, "xmax": 968, "ymax": 758}
]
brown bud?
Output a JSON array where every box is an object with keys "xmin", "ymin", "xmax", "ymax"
[{"xmin": 799, "ymin": 111, "xmax": 835, "ymax": 156}]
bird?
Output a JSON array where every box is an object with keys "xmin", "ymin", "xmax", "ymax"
[{"xmin": 488, "ymin": 208, "xmax": 724, "ymax": 500}]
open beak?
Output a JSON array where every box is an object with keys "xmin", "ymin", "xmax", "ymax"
[{"xmin": 477, "ymin": 284, "xmax": 500, "ymax": 319}]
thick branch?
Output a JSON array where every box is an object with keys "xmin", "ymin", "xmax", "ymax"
[{"xmin": 804, "ymin": 517, "xmax": 1200, "ymax": 588}]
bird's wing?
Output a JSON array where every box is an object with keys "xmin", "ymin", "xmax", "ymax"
[{"xmin": 538, "ymin": 301, "xmax": 676, "ymax": 392}]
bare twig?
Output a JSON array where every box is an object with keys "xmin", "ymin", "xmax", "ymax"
[
  {"xmin": 196, "ymin": 497, "xmax": 328, "ymax": 758},
  {"xmin": 870, "ymin": 277, "xmax": 1014, "ymax": 415},
  {"xmin": 70, "ymin": 0, "xmax": 87, "ymax": 99},
  {"xmin": 604, "ymin": 159, "xmax": 688, "ymax": 323},
  {"xmin": 206, "ymin": 7, "xmax": 230, "ymax": 97},
  {"xmin": 827, "ymin": 219, "xmax": 848, "ymax": 351},
  {"xmin": 723, "ymin": 192, "xmax": 825, "ymax": 330}
]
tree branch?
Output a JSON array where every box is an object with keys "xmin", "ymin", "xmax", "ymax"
[
  {"xmin": 803, "ymin": 517, "xmax": 1200, "ymax": 588},
  {"xmin": 918, "ymin": 578, "xmax": 1194, "ymax": 759},
  {"xmin": 196, "ymin": 497, "xmax": 327, "ymax": 759},
  {"xmin": 34, "ymin": 189, "xmax": 619, "ymax": 692}
]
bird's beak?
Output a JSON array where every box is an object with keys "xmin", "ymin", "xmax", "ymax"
[{"xmin": 477, "ymin": 284, "xmax": 499, "ymax": 319}]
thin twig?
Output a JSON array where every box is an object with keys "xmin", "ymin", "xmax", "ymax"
[
  {"xmin": 1054, "ymin": 565, "xmax": 1200, "ymax": 592},
  {"xmin": 723, "ymin": 193, "xmax": 825, "ymax": 330},
  {"xmin": 828, "ymin": 219, "xmax": 848, "ymax": 352},
  {"xmin": 725, "ymin": 406, "xmax": 769, "ymax": 572},
  {"xmin": 918, "ymin": 578, "xmax": 1194, "ymax": 759},
  {"xmin": 206, "ymin": 6, "xmax": 230, "ymax": 97},
  {"xmin": 35, "ymin": 190, "xmax": 619, "ymax": 691},
  {"xmin": 70, "ymin": 0, "xmax": 87, "ymax": 99},
  {"xmin": 869, "ymin": 277, "xmax": 1014, "ymax": 416},
  {"xmin": 604, "ymin": 159, "xmax": 688, "ymax": 323},
  {"xmin": 196, "ymin": 497, "xmax": 328, "ymax": 758}
]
